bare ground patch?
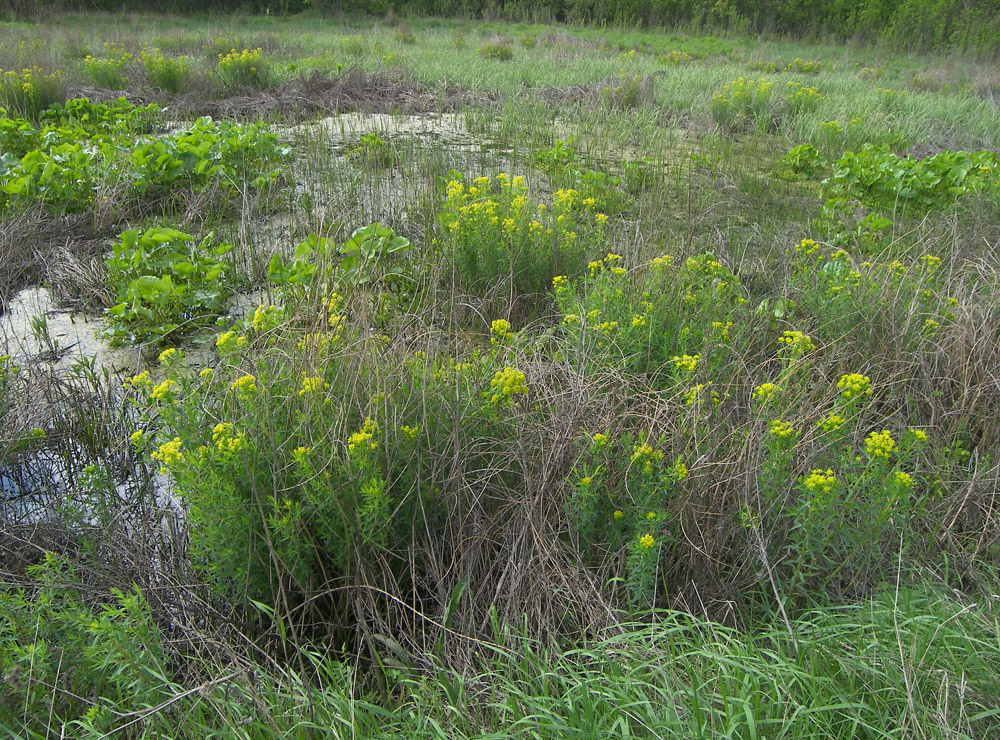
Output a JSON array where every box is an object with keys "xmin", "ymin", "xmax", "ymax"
[{"xmin": 174, "ymin": 68, "xmax": 499, "ymax": 121}]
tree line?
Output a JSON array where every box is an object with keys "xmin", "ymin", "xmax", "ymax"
[{"xmin": 5, "ymin": 0, "xmax": 1000, "ymax": 55}]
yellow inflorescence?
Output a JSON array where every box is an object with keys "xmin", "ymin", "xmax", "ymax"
[
  {"xmin": 794, "ymin": 238, "xmax": 820, "ymax": 257},
  {"xmin": 777, "ymin": 330, "xmax": 815, "ymax": 353},
  {"xmin": 837, "ymin": 373, "xmax": 872, "ymax": 400},
  {"xmin": 151, "ymin": 379, "xmax": 177, "ymax": 401},
  {"xmin": 752, "ymin": 383, "xmax": 779, "ymax": 402},
  {"xmin": 672, "ymin": 354, "xmax": 699, "ymax": 372},
  {"xmin": 299, "ymin": 375, "xmax": 325, "ymax": 395},
  {"xmin": 347, "ymin": 417, "xmax": 378, "ymax": 453},
  {"xmin": 769, "ymin": 420, "xmax": 795, "ymax": 440},
  {"xmin": 893, "ymin": 471, "xmax": 914, "ymax": 488},
  {"xmin": 865, "ymin": 430, "xmax": 896, "ymax": 460},
  {"xmin": 490, "ymin": 319, "xmax": 512, "ymax": 346},
  {"xmin": 230, "ymin": 374, "xmax": 257, "ymax": 395},
  {"xmin": 151, "ymin": 437, "xmax": 184, "ymax": 468},
  {"xmin": 818, "ymin": 413, "xmax": 846, "ymax": 432},
  {"xmin": 489, "ymin": 367, "xmax": 528, "ymax": 404},
  {"xmin": 212, "ymin": 422, "xmax": 245, "ymax": 453},
  {"xmin": 630, "ymin": 443, "xmax": 664, "ymax": 474},
  {"xmin": 802, "ymin": 468, "xmax": 837, "ymax": 494}
]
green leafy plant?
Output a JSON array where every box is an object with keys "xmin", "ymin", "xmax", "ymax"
[
  {"xmin": 350, "ymin": 131, "xmax": 397, "ymax": 167},
  {"xmin": 129, "ymin": 116, "xmax": 288, "ymax": 200},
  {"xmin": 337, "ymin": 222, "xmax": 412, "ymax": 286},
  {"xmin": 780, "ymin": 142, "xmax": 828, "ymax": 178},
  {"xmin": 2, "ymin": 142, "xmax": 96, "ymax": 215},
  {"xmin": 822, "ymin": 145, "xmax": 998, "ymax": 211},
  {"xmin": 0, "ymin": 554, "xmax": 171, "ymax": 735},
  {"xmin": 104, "ymin": 227, "xmax": 234, "ymax": 345}
]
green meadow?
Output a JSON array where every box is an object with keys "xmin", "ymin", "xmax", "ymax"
[{"xmin": 2, "ymin": 10, "xmax": 1000, "ymax": 739}]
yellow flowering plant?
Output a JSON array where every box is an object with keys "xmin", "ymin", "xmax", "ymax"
[
  {"xmin": 554, "ymin": 250, "xmax": 744, "ymax": 386},
  {"xmin": 753, "ymin": 371, "xmax": 934, "ymax": 606},
  {"xmin": 440, "ymin": 171, "xmax": 605, "ymax": 300},
  {"xmin": 566, "ymin": 430, "xmax": 688, "ymax": 608}
]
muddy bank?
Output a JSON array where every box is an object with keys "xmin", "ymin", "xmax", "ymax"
[{"xmin": 173, "ymin": 68, "xmax": 500, "ymax": 121}]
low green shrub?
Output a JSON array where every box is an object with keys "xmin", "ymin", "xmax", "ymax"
[
  {"xmin": 129, "ymin": 116, "xmax": 289, "ymax": 199},
  {"xmin": 0, "ymin": 554, "xmax": 171, "ymax": 736}
]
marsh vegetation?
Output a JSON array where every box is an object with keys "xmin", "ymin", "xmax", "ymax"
[{"xmin": 2, "ymin": 10, "xmax": 1000, "ymax": 739}]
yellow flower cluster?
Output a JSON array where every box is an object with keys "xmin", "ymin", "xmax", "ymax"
[
  {"xmin": 802, "ymin": 468, "xmax": 837, "ymax": 493},
  {"xmin": 837, "ymin": 373, "xmax": 872, "ymax": 400},
  {"xmin": 919, "ymin": 254, "xmax": 942, "ymax": 272},
  {"xmin": 769, "ymin": 420, "xmax": 795, "ymax": 439},
  {"xmin": 818, "ymin": 413, "xmax": 846, "ymax": 432},
  {"xmin": 217, "ymin": 47, "xmax": 264, "ymax": 70},
  {"xmin": 684, "ymin": 383, "xmax": 712, "ymax": 406},
  {"xmin": 489, "ymin": 367, "xmax": 528, "ymax": 404},
  {"xmin": 711, "ymin": 77, "xmax": 773, "ymax": 109},
  {"xmin": 777, "ymin": 330, "xmax": 815, "ymax": 353},
  {"xmin": 752, "ymin": 383, "xmax": 779, "ymax": 402},
  {"xmin": 151, "ymin": 379, "xmax": 178, "ymax": 402},
  {"xmin": 908, "ymin": 428, "xmax": 928, "ymax": 443},
  {"xmin": 794, "ymin": 238, "xmax": 820, "ymax": 257},
  {"xmin": 212, "ymin": 422, "xmax": 245, "ymax": 453},
  {"xmin": 128, "ymin": 370, "xmax": 151, "ymax": 388},
  {"xmin": 158, "ymin": 348, "xmax": 177, "ymax": 365},
  {"xmin": 786, "ymin": 81, "xmax": 824, "ymax": 109},
  {"xmin": 893, "ymin": 471, "xmax": 914, "ymax": 488},
  {"xmin": 299, "ymin": 375, "xmax": 326, "ymax": 395},
  {"xmin": 672, "ymin": 354, "xmax": 699, "ymax": 372},
  {"xmin": 400, "ymin": 425, "xmax": 419, "ymax": 439},
  {"xmin": 630, "ymin": 443, "xmax": 664, "ymax": 474},
  {"xmin": 490, "ymin": 318, "xmax": 512, "ymax": 346},
  {"xmin": 216, "ymin": 330, "xmax": 247, "ymax": 355},
  {"xmin": 230, "ymin": 374, "xmax": 257, "ymax": 395},
  {"xmin": 151, "ymin": 437, "xmax": 183, "ymax": 469},
  {"xmin": 347, "ymin": 417, "xmax": 378, "ymax": 454},
  {"xmin": 592, "ymin": 433, "xmax": 610, "ymax": 448},
  {"xmin": 638, "ymin": 533, "xmax": 656, "ymax": 550},
  {"xmin": 864, "ymin": 430, "xmax": 896, "ymax": 460}
]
